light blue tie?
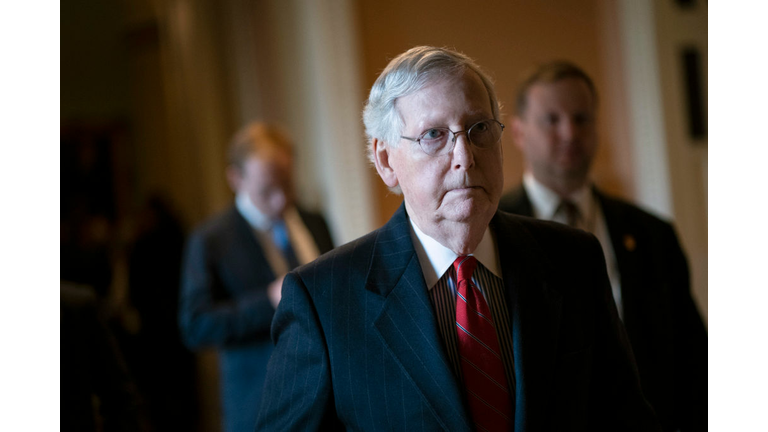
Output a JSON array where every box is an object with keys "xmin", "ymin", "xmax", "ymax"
[{"xmin": 271, "ymin": 220, "xmax": 300, "ymax": 270}]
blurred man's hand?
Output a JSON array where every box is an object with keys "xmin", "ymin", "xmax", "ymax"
[{"xmin": 268, "ymin": 275, "xmax": 285, "ymax": 309}]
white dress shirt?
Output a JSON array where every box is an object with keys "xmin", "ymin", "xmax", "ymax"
[
  {"xmin": 523, "ymin": 173, "xmax": 624, "ymax": 318},
  {"xmin": 407, "ymin": 218, "xmax": 515, "ymax": 390},
  {"xmin": 408, "ymin": 218, "xmax": 502, "ymax": 292}
]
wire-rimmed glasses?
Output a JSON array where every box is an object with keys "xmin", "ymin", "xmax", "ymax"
[{"xmin": 400, "ymin": 119, "xmax": 505, "ymax": 156}]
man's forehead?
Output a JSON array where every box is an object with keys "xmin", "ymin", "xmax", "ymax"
[
  {"xmin": 398, "ymin": 72, "xmax": 492, "ymax": 121},
  {"xmin": 531, "ymin": 77, "xmax": 592, "ymax": 97},
  {"xmin": 528, "ymin": 79, "xmax": 595, "ymax": 109},
  {"xmin": 245, "ymin": 150, "xmax": 292, "ymax": 172}
]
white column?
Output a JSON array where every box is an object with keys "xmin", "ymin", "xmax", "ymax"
[
  {"xmin": 296, "ymin": 0, "xmax": 375, "ymax": 244},
  {"xmin": 612, "ymin": 0, "xmax": 708, "ymax": 321},
  {"xmin": 618, "ymin": 0, "xmax": 673, "ymax": 219},
  {"xmin": 218, "ymin": 0, "xmax": 376, "ymax": 244}
]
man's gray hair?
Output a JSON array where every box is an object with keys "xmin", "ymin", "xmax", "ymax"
[{"xmin": 362, "ymin": 46, "xmax": 501, "ymax": 164}]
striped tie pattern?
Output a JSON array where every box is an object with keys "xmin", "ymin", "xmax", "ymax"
[
  {"xmin": 454, "ymin": 256, "xmax": 513, "ymax": 431},
  {"xmin": 271, "ymin": 220, "xmax": 300, "ymax": 270}
]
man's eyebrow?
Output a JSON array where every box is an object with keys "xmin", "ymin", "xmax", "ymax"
[{"xmin": 420, "ymin": 111, "xmax": 492, "ymax": 125}]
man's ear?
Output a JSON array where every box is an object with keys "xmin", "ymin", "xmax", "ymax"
[
  {"xmin": 511, "ymin": 114, "xmax": 526, "ymax": 152},
  {"xmin": 225, "ymin": 165, "xmax": 241, "ymax": 194},
  {"xmin": 372, "ymin": 138, "xmax": 399, "ymax": 189}
]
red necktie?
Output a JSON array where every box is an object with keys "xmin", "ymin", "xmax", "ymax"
[{"xmin": 454, "ymin": 256, "xmax": 513, "ymax": 431}]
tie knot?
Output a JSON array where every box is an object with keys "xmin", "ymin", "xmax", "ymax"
[
  {"xmin": 558, "ymin": 199, "xmax": 580, "ymax": 227},
  {"xmin": 453, "ymin": 255, "xmax": 477, "ymax": 282},
  {"xmin": 271, "ymin": 220, "xmax": 289, "ymax": 243}
]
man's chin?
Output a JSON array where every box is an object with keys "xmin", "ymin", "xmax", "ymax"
[
  {"xmin": 557, "ymin": 159, "xmax": 591, "ymax": 178},
  {"xmin": 443, "ymin": 198, "xmax": 495, "ymax": 224}
]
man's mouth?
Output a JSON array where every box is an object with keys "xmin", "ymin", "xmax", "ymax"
[{"xmin": 450, "ymin": 186, "xmax": 481, "ymax": 193}]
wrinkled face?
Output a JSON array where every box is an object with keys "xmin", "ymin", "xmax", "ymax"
[
  {"xmin": 236, "ymin": 151, "xmax": 295, "ymax": 221},
  {"xmin": 383, "ymin": 70, "xmax": 503, "ymax": 231},
  {"xmin": 514, "ymin": 77, "xmax": 597, "ymax": 185}
]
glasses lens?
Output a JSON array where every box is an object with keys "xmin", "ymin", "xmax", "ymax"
[
  {"xmin": 468, "ymin": 120, "xmax": 502, "ymax": 148},
  {"xmin": 418, "ymin": 128, "xmax": 451, "ymax": 155}
]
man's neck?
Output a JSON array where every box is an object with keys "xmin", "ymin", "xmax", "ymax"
[
  {"xmin": 408, "ymin": 217, "xmax": 501, "ymax": 289},
  {"xmin": 529, "ymin": 171, "xmax": 588, "ymax": 199},
  {"xmin": 236, "ymin": 191, "xmax": 291, "ymax": 231}
]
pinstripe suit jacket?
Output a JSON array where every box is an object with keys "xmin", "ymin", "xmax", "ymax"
[{"xmin": 256, "ymin": 204, "xmax": 659, "ymax": 431}]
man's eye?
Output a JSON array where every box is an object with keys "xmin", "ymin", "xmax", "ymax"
[
  {"xmin": 421, "ymin": 128, "xmax": 446, "ymax": 141},
  {"xmin": 544, "ymin": 114, "xmax": 559, "ymax": 126},
  {"xmin": 574, "ymin": 114, "xmax": 592, "ymax": 125},
  {"xmin": 472, "ymin": 121, "xmax": 489, "ymax": 132}
]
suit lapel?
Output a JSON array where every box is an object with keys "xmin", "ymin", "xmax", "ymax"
[
  {"xmin": 500, "ymin": 185, "xmax": 535, "ymax": 217},
  {"xmin": 492, "ymin": 212, "xmax": 563, "ymax": 431},
  {"xmin": 369, "ymin": 205, "xmax": 472, "ymax": 431},
  {"xmin": 229, "ymin": 207, "xmax": 276, "ymax": 279},
  {"xmin": 596, "ymin": 191, "xmax": 643, "ymax": 329}
]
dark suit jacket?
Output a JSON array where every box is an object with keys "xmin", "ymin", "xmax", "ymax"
[
  {"xmin": 179, "ymin": 205, "xmax": 333, "ymax": 432},
  {"xmin": 256, "ymin": 204, "xmax": 659, "ymax": 431},
  {"xmin": 499, "ymin": 185, "xmax": 707, "ymax": 432}
]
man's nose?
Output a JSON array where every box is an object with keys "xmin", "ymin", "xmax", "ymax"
[
  {"xmin": 451, "ymin": 133, "xmax": 475, "ymax": 169},
  {"xmin": 559, "ymin": 119, "xmax": 579, "ymax": 142}
]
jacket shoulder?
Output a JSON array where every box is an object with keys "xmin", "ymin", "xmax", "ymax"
[
  {"xmin": 496, "ymin": 209, "xmax": 598, "ymax": 247},
  {"xmin": 498, "ymin": 185, "xmax": 530, "ymax": 215},
  {"xmin": 183, "ymin": 207, "xmax": 247, "ymax": 259},
  {"xmin": 597, "ymin": 193, "xmax": 677, "ymax": 235},
  {"xmin": 189, "ymin": 206, "xmax": 240, "ymax": 238},
  {"xmin": 296, "ymin": 207, "xmax": 325, "ymax": 224},
  {"xmin": 291, "ymin": 227, "xmax": 379, "ymax": 294}
]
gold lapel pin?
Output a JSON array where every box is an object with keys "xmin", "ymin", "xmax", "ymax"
[{"xmin": 623, "ymin": 234, "xmax": 636, "ymax": 252}]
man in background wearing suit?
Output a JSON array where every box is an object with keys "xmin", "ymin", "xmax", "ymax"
[
  {"xmin": 498, "ymin": 61, "xmax": 707, "ymax": 431},
  {"xmin": 256, "ymin": 46, "xmax": 659, "ymax": 431},
  {"xmin": 179, "ymin": 122, "xmax": 334, "ymax": 432}
]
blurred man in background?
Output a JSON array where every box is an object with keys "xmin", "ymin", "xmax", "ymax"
[
  {"xmin": 499, "ymin": 61, "xmax": 707, "ymax": 431},
  {"xmin": 179, "ymin": 122, "xmax": 334, "ymax": 432}
]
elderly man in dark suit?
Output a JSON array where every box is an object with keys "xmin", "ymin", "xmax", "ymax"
[
  {"xmin": 498, "ymin": 61, "xmax": 707, "ymax": 431},
  {"xmin": 179, "ymin": 122, "xmax": 334, "ymax": 432},
  {"xmin": 256, "ymin": 47, "xmax": 659, "ymax": 431}
]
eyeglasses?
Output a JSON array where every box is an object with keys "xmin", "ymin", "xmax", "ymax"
[{"xmin": 400, "ymin": 119, "xmax": 505, "ymax": 156}]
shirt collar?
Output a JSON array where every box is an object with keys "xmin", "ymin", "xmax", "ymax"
[
  {"xmin": 408, "ymin": 217, "xmax": 501, "ymax": 290},
  {"xmin": 235, "ymin": 190, "xmax": 272, "ymax": 231},
  {"xmin": 523, "ymin": 172, "xmax": 592, "ymax": 220}
]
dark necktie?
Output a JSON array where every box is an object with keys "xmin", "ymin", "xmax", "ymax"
[
  {"xmin": 454, "ymin": 256, "xmax": 513, "ymax": 431},
  {"xmin": 558, "ymin": 199, "xmax": 581, "ymax": 228},
  {"xmin": 271, "ymin": 220, "xmax": 300, "ymax": 270}
]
